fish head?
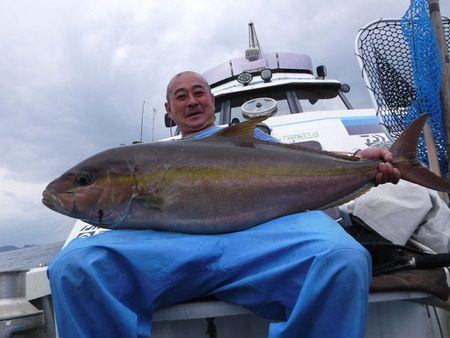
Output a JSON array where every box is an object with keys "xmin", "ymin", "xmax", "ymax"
[{"xmin": 42, "ymin": 153, "xmax": 137, "ymax": 227}]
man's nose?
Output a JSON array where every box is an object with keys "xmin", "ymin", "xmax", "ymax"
[{"xmin": 186, "ymin": 93, "xmax": 199, "ymax": 106}]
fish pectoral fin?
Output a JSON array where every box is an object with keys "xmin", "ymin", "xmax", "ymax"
[
  {"xmin": 209, "ymin": 116, "xmax": 268, "ymax": 139},
  {"xmin": 134, "ymin": 196, "xmax": 164, "ymax": 210}
]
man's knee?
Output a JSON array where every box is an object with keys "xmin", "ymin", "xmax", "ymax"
[
  {"xmin": 323, "ymin": 245, "xmax": 372, "ymax": 284},
  {"xmin": 48, "ymin": 244, "xmax": 102, "ymax": 284}
]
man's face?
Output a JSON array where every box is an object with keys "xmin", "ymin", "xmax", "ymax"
[{"xmin": 165, "ymin": 72, "xmax": 215, "ymax": 138}]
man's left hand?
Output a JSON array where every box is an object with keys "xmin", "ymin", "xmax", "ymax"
[{"xmin": 354, "ymin": 148, "xmax": 401, "ymax": 185}]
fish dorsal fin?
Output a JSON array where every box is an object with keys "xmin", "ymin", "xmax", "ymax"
[{"xmin": 211, "ymin": 117, "xmax": 268, "ymax": 139}]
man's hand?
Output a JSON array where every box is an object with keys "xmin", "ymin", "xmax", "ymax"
[{"xmin": 354, "ymin": 148, "xmax": 401, "ymax": 185}]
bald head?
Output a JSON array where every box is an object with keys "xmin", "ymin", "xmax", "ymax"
[{"xmin": 166, "ymin": 71, "xmax": 211, "ymax": 102}]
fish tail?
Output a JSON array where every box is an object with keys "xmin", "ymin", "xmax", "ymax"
[{"xmin": 389, "ymin": 114, "xmax": 450, "ymax": 193}]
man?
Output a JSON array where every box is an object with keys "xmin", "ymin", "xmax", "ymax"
[{"xmin": 49, "ymin": 71, "xmax": 400, "ymax": 338}]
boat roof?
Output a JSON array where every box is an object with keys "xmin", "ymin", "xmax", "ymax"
[
  {"xmin": 210, "ymin": 73, "xmax": 342, "ymax": 99},
  {"xmin": 203, "ymin": 52, "xmax": 314, "ymax": 88},
  {"xmin": 203, "ymin": 51, "xmax": 343, "ymax": 99}
]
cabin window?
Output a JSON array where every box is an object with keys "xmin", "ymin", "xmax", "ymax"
[
  {"xmin": 215, "ymin": 89, "xmax": 291, "ymax": 124},
  {"xmin": 295, "ymin": 88, "xmax": 347, "ymax": 112},
  {"xmin": 213, "ymin": 85, "xmax": 349, "ymax": 125},
  {"xmin": 229, "ymin": 97, "xmax": 290, "ymax": 123},
  {"xmin": 298, "ymin": 96, "xmax": 347, "ymax": 111}
]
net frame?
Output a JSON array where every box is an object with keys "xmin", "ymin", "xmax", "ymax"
[{"xmin": 355, "ymin": 14, "xmax": 450, "ymax": 173}]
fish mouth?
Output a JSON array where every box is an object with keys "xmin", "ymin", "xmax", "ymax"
[
  {"xmin": 42, "ymin": 189, "xmax": 130, "ymax": 228},
  {"xmin": 42, "ymin": 189, "xmax": 73, "ymax": 216}
]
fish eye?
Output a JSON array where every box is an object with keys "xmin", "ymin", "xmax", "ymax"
[{"xmin": 75, "ymin": 172, "xmax": 94, "ymax": 186}]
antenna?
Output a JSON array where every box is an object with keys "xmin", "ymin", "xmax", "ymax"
[
  {"xmin": 246, "ymin": 22, "xmax": 262, "ymax": 61},
  {"xmin": 139, "ymin": 100, "xmax": 146, "ymax": 143},
  {"xmin": 152, "ymin": 108, "xmax": 157, "ymax": 142},
  {"xmin": 248, "ymin": 21, "xmax": 260, "ymax": 49}
]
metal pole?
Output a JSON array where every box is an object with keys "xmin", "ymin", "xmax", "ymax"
[
  {"xmin": 428, "ymin": 0, "xmax": 450, "ymax": 177},
  {"xmin": 152, "ymin": 108, "xmax": 157, "ymax": 142},
  {"xmin": 140, "ymin": 100, "xmax": 146, "ymax": 143}
]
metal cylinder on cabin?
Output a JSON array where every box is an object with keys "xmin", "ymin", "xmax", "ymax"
[{"xmin": 0, "ymin": 270, "xmax": 45, "ymax": 338}]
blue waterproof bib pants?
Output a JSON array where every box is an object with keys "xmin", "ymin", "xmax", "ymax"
[{"xmin": 48, "ymin": 211, "xmax": 371, "ymax": 338}]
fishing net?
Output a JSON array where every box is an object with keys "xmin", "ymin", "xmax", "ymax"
[{"xmin": 356, "ymin": 0, "xmax": 449, "ymax": 174}]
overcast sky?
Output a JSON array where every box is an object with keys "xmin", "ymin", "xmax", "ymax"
[{"xmin": 1, "ymin": 0, "xmax": 449, "ymax": 247}]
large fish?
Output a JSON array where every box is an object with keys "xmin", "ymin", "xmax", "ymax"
[{"xmin": 42, "ymin": 115, "xmax": 450, "ymax": 233}]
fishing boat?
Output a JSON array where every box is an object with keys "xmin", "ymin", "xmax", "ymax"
[{"xmin": 2, "ymin": 21, "xmax": 450, "ymax": 338}]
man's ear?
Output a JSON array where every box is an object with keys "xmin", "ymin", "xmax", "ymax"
[
  {"xmin": 164, "ymin": 102, "xmax": 170, "ymax": 114},
  {"xmin": 165, "ymin": 102, "xmax": 177, "ymax": 127},
  {"xmin": 165, "ymin": 102, "xmax": 174, "ymax": 119}
]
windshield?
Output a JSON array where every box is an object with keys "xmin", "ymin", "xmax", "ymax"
[
  {"xmin": 298, "ymin": 97, "xmax": 347, "ymax": 111},
  {"xmin": 214, "ymin": 85, "xmax": 348, "ymax": 124}
]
